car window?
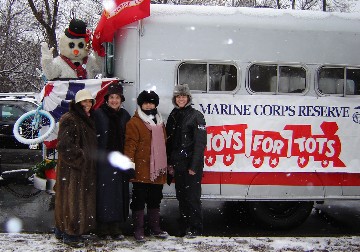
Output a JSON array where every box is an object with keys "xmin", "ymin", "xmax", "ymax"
[
  {"xmin": 1, "ymin": 104, "xmax": 24, "ymax": 121},
  {"xmin": 21, "ymin": 101, "xmax": 38, "ymax": 111}
]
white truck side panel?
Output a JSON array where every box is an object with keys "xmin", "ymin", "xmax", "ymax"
[
  {"xmin": 114, "ymin": 26, "xmax": 139, "ymax": 114},
  {"xmin": 137, "ymin": 5, "xmax": 360, "ymax": 64},
  {"xmin": 112, "ymin": 4, "xmax": 360, "ymax": 201}
]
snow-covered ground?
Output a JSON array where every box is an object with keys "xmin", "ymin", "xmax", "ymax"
[
  {"xmin": 2, "ymin": 186, "xmax": 360, "ymax": 251},
  {"xmin": 0, "ymin": 233, "xmax": 359, "ymax": 251}
]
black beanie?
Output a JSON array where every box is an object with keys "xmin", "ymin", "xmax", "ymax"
[
  {"xmin": 137, "ymin": 90, "xmax": 159, "ymax": 107},
  {"xmin": 104, "ymin": 83, "xmax": 125, "ymax": 102}
]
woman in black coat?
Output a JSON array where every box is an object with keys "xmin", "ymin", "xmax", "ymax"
[
  {"xmin": 166, "ymin": 84, "xmax": 207, "ymax": 238},
  {"xmin": 94, "ymin": 83, "xmax": 134, "ymax": 240}
]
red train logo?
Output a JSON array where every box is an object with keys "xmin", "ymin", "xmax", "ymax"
[
  {"xmin": 284, "ymin": 122, "xmax": 345, "ymax": 168},
  {"xmin": 250, "ymin": 130, "xmax": 291, "ymax": 168},
  {"xmin": 205, "ymin": 121, "xmax": 345, "ymax": 168},
  {"xmin": 205, "ymin": 124, "xmax": 247, "ymax": 167}
]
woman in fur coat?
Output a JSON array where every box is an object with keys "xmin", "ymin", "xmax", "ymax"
[
  {"xmin": 124, "ymin": 90, "xmax": 168, "ymax": 242},
  {"xmin": 54, "ymin": 89, "xmax": 97, "ymax": 247}
]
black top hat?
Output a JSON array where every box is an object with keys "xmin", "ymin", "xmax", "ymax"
[{"xmin": 65, "ymin": 19, "xmax": 87, "ymax": 39}]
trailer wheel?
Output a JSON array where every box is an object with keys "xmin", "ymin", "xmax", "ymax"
[{"xmin": 248, "ymin": 201, "xmax": 313, "ymax": 229}]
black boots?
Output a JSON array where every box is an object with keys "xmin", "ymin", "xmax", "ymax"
[
  {"xmin": 97, "ymin": 221, "xmax": 125, "ymax": 240},
  {"xmin": 148, "ymin": 208, "xmax": 169, "ymax": 239},
  {"xmin": 54, "ymin": 227, "xmax": 84, "ymax": 248},
  {"xmin": 133, "ymin": 210, "xmax": 146, "ymax": 242},
  {"xmin": 133, "ymin": 209, "xmax": 169, "ymax": 242}
]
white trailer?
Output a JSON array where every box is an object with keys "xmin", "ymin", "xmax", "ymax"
[{"xmin": 104, "ymin": 4, "xmax": 360, "ymax": 228}]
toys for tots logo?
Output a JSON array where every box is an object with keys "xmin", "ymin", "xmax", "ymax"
[{"xmin": 204, "ymin": 121, "xmax": 345, "ymax": 169}]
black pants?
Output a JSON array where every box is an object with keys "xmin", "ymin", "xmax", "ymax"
[
  {"xmin": 131, "ymin": 182, "xmax": 163, "ymax": 211},
  {"xmin": 174, "ymin": 169, "xmax": 203, "ymax": 234}
]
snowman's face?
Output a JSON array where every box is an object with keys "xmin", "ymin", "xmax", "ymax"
[{"xmin": 59, "ymin": 34, "xmax": 88, "ymax": 61}]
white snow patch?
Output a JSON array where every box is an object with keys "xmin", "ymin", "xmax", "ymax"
[{"xmin": 0, "ymin": 233, "xmax": 359, "ymax": 251}]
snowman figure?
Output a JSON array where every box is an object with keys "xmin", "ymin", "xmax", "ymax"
[{"xmin": 41, "ymin": 19, "xmax": 102, "ymax": 80}]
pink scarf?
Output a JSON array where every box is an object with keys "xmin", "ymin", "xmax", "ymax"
[{"xmin": 144, "ymin": 123, "xmax": 167, "ymax": 181}]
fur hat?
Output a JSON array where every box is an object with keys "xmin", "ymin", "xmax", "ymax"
[
  {"xmin": 65, "ymin": 19, "xmax": 87, "ymax": 39},
  {"xmin": 172, "ymin": 84, "xmax": 192, "ymax": 107},
  {"xmin": 104, "ymin": 83, "xmax": 125, "ymax": 102},
  {"xmin": 75, "ymin": 89, "xmax": 95, "ymax": 104},
  {"xmin": 137, "ymin": 90, "xmax": 159, "ymax": 107}
]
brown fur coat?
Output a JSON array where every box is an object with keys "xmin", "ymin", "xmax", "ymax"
[{"xmin": 54, "ymin": 101, "xmax": 97, "ymax": 236}]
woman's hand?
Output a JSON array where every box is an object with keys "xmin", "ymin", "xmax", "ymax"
[{"xmin": 188, "ymin": 169, "xmax": 196, "ymax": 175}]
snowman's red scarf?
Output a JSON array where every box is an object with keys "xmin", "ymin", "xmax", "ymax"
[{"xmin": 60, "ymin": 55, "xmax": 88, "ymax": 79}]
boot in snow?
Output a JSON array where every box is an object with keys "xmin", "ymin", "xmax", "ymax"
[
  {"xmin": 133, "ymin": 210, "xmax": 146, "ymax": 242},
  {"xmin": 148, "ymin": 208, "xmax": 168, "ymax": 239}
]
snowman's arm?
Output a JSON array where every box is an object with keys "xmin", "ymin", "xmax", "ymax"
[
  {"xmin": 41, "ymin": 42, "xmax": 62, "ymax": 80},
  {"xmin": 87, "ymin": 52, "xmax": 104, "ymax": 78}
]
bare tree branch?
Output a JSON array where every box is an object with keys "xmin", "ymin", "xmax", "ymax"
[{"xmin": 27, "ymin": 0, "xmax": 59, "ymax": 56}]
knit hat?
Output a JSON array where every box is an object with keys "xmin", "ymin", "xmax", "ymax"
[
  {"xmin": 137, "ymin": 90, "xmax": 159, "ymax": 107},
  {"xmin": 104, "ymin": 83, "xmax": 125, "ymax": 102},
  {"xmin": 65, "ymin": 19, "xmax": 88, "ymax": 39},
  {"xmin": 172, "ymin": 84, "xmax": 192, "ymax": 107},
  {"xmin": 75, "ymin": 89, "xmax": 95, "ymax": 104}
]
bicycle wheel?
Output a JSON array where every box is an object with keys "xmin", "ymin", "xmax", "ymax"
[{"xmin": 13, "ymin": 109, "xmax": 56, "ymax": 145}]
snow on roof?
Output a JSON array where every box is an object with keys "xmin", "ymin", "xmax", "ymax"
[
  {"xmin": 147, "ymin": 4, "xmax": 360, "ymax": 34},
  {"xmin": 150, "ymin": 4, "xmax": 360, "ymax": 21},
  {"xmin": 0, "ymin": 93, "xmax": 39, "ymax": 104}
]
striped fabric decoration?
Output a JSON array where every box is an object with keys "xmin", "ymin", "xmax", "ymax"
[{"xmin": 39, "ymin": 78, "xmax": 119, "ymax": 148}]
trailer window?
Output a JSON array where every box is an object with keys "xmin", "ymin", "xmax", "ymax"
[
  {"xmin": 347, "ymin": 68, "xmax": 360, "ymax": 95},
  {"xmin": 249, "ymin": 64, "xmax": 306, "ymax": 94},
  {"xmin": 178, "ymin": 63, "xmax": 237, "ymax": 92},
  {"xmin": 318, "ymin": 67, "xmax": 360, "ymax": 95},
  {"xmin": 249, "ymin": 65, "xmax": 277, "ymax": 92},
  {"xmin": 178, "ymin": 64, "xmax": 207, "ymax": 91}
]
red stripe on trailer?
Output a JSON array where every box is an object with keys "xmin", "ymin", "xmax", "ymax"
[{"xmin": 201, "ymin": 172, "xmax": 360, "ymax": 186}]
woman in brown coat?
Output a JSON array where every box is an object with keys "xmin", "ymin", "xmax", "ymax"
[
  {"xmin": 124, "ymin": 90, "xmax": 168, "ymax": 242},
  {"xmin": 54, "ymin": 89, "xmax": 97, "ymax": 247}
]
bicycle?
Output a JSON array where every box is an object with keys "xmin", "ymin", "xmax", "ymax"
[
  {"xmin": 13, "ymin": 69, "xmax": 56, "ymax": 145},
  {"xmin": 13, "ymin": 103, "xmax": 56, "ymax": 145}
]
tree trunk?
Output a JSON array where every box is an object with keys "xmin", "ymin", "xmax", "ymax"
[{"xmin": 27, "ymin": 0, "xmax": 59, "ymax": 57}]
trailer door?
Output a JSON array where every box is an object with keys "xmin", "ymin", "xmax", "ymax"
[{"xmin": 112, "ymin": 25, "xmax": 139, "ymax": 114}]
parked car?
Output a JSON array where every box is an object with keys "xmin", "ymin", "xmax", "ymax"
[{"xmin": 0, "ymin": 93, "xmax": 43, "ymax": 179}]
